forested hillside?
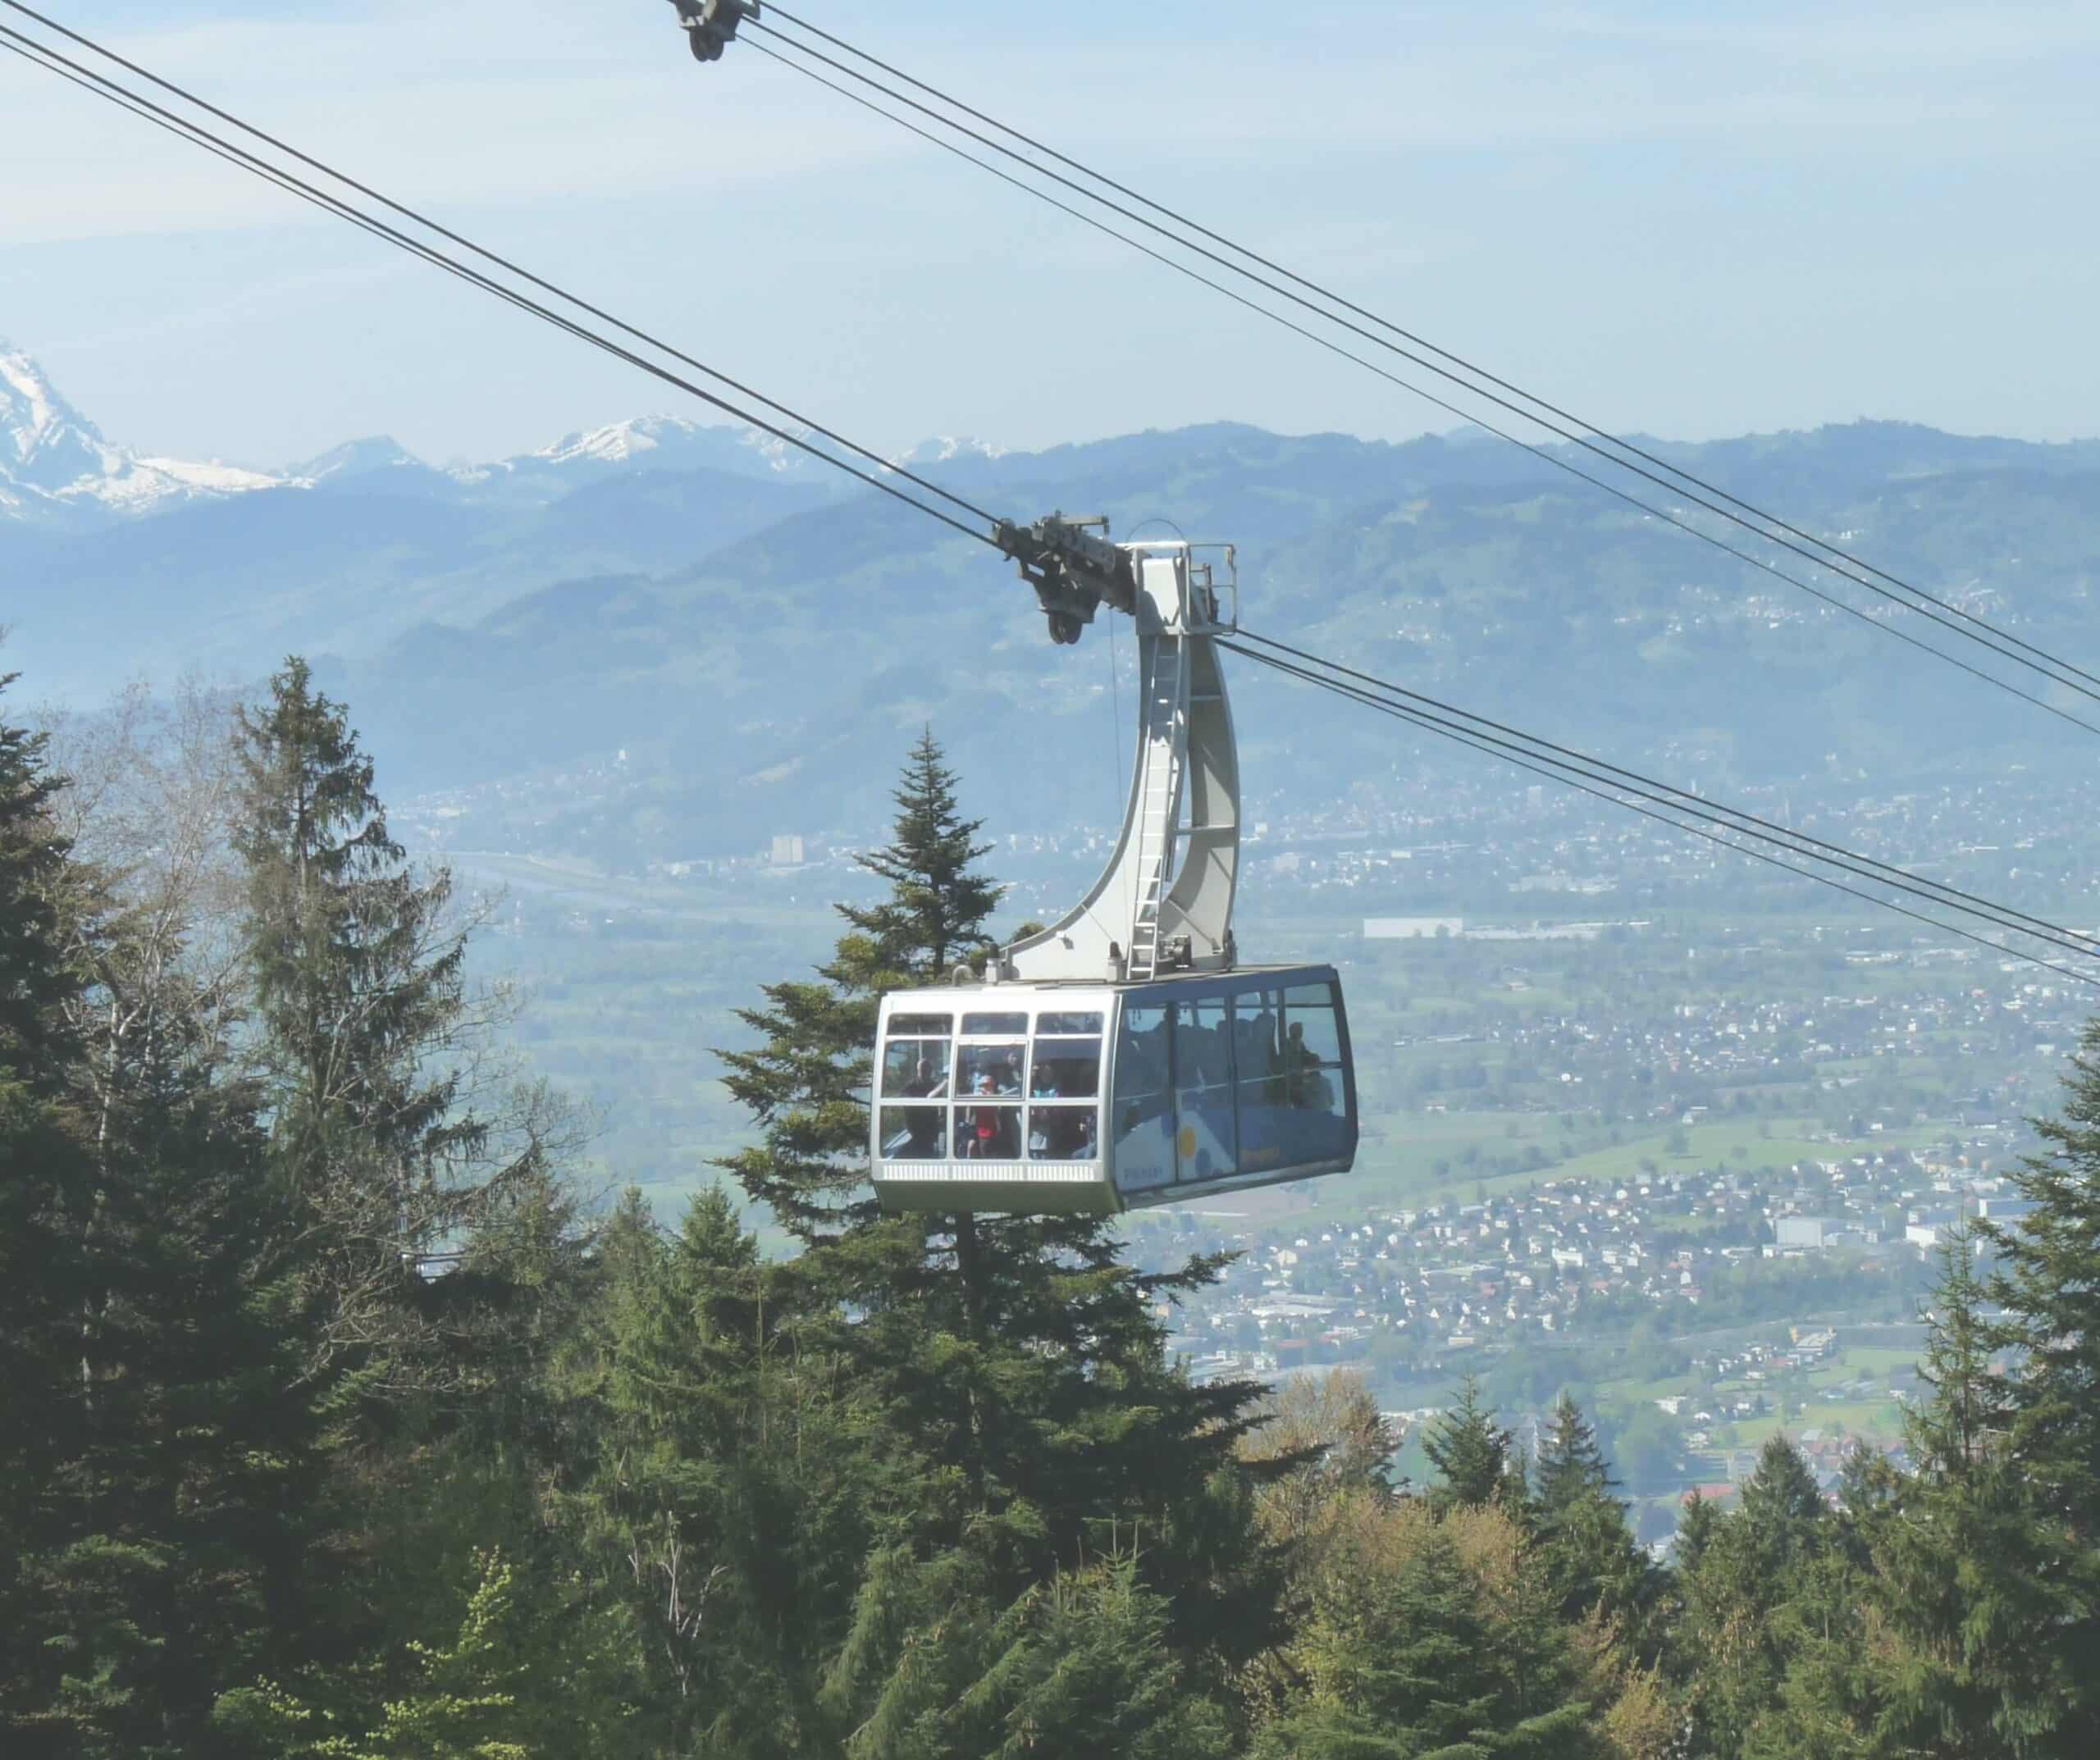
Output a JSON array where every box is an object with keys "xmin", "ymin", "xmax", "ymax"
[
  {"xmin": 6, "ymin": 661, "xmax": 2100, "ymax": 1757},
  {"xmin": 11, "ymin": 360, "xmax": 2100, "ymax": 861}
]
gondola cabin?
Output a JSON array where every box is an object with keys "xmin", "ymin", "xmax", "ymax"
[{"xmin": 873, "ymin": 967, "xmax": 1357, "ymax": 1215}]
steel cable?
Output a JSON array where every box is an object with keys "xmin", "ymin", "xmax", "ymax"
[
  {"xmin": 0, "ymin": 0, "xmax": 1004, "ymax": 537},
  {"xmin": 1217, "ymin": 642, "xmax": 2100, "ymax": 987},
  {"xmin": 740, "ymin": 30, "xmax": 2100, "ymax": 744},
  {"xmin": 757, "ymin": 2, "xmax": 2100, "ymax": 700},
  {"xmin": 1233, "ymin": 627, "xmax": 2100, "ymax": 958}
]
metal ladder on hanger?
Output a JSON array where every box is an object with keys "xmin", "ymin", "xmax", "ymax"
[{"xmin": 1125, "ymin": 632, "xmax": 1188, "ymax": 983}]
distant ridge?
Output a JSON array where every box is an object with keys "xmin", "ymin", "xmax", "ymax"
[
  {"xmin": 0, "ymin": 348, "xmax": 848, "ymax": 531},
  {"xmin": 1, "ymin": 343, "xmax": 282, "ymax": 527}
]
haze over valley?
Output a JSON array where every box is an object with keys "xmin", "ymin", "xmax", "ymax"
[{"xmin": 12, "ymin": 343, "xmax": 2098, "ymax": 1457}]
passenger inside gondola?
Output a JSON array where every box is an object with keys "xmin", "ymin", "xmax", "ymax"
[
  {"xmin": 956, "ymin": 1074, "xmax": 1021, "ymax": 1158},
  {"xmin": 1029, "ymin": 1106, "xmax": 1096, "ymax": 1160},
  {"xmin": 959, "ymin": 1043, "xmax": 1026, "ymax": 1095}
]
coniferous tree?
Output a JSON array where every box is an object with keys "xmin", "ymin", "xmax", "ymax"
[
  {"xmin": 1255, "ymin": 1516, "xmax": 1602, "ymax": 1760},
  {"xmin": 1533, "ymin": 1395, "xmax": 1652, "ymax": 1639},
  {"xmin": 13, "ymin": 1024, "xmax": 312, "ymax": 1758},
  {"xmin": 1536, "ymin": 1395, "xmax": 1614, "ymax": 1515},
  {"xmin": 1988, "ymin": 1020, "xmax": 2100, "ymax": 1515},
  {"xmin": 847, "ymin": 729, "xmax": 1004, "ymax": 988},
  {"xmin": 0, "ymin": 681, "xmax": 93, "ymax": 1737},
  {"xmin": 719, "ymin": 728, "xmax": 1282, "ymax": 1701},
  {"xmin": 234, "ymin": 657, "xmax": 564, "ymax": 1392},
  {"xmin": 721, "ymin": 727, "xmax": 999, "ymax": 1245},
  {"xmin": 1676, "ymin": 1435, "xmax": 1832, "ymax": 1760},
  {"xmin": 550, "ymin": 1186, "xmax": 880, "ymax": 1758},
  {"xmin": 1740, "ymin": 1448, "xmax": 1888, "ymax": 1760},
  {"xmin": 1, "ymin": 680, "xmax": 329, "ymax": 1754},
  {"xmin": 844, "ymin": 1556, "xmax": 1236, "ymax": 1760},
  {"xmin": 1673, "ymin": 1486, "xmax": 1721, "ymax": 1575},
  {"xmin": 1864, "ymin": 1232, "xmax": 2094, "ymax": 1757},
  {"xmin": 1970, "ymin": 1024, "xmax": 2100, "ymax": 1740},
  {"xmin": 1424, "ymin": 1374, "xmax": 1513, "ymax": 1511}
]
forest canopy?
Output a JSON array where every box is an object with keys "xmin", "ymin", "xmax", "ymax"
[{"xmin": 3, "ymin": 662, "xmax": 2098, "ymax": 1758}]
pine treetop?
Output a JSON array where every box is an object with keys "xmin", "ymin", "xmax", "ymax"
[
  {"xmin": 0, "ymin": 681, "xmax": 79, "ymax": 1090},
  {"xmin": 1536, "ymin": 1393, "xmax": 1616, "ymax": 1512},
  {"xmin": 839, "ymin": 727, "xmax": 1002, "ymax": 983},
  {"xmin": 1423, "ymin": 1375, "xmax": 1512, "ymax": 1511}
]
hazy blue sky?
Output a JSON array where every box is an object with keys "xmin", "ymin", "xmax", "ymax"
[{"xmin": 4, "ymin": 0, "xmax": 2097, "ymax": 468}]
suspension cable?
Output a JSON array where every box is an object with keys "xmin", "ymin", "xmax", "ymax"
[
  {"xmin": 0, "ymin": 0, "xmax": 1004, "ymax": 538},
  {"xmin": 740, "ymin": 31, "xmax": 2100, "ymax": 743},
  {"xmin": 754, "ymin": 2, "xmax": 2100, "ymax": 701},
  {"xmin": 1232, "ymin": 628, "xmax": 2100, "ymax": 959},
  {"xmin": 1218, "ymin": 638, "xmax": 2100, "ymax": 978}
]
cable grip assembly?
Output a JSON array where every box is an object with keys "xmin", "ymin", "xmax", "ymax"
[
  {"xmin": 670, "ymin": 0, "xmax": 759, "ymax": 64},
  {"xmin": 993, "ymin": 513, "xmax": 1139, "ymax": 645}
]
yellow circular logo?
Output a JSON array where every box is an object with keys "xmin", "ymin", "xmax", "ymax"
[{"xmin": 1179, "ymin": 1126, "xmax": 1198, "ymax": 1160}]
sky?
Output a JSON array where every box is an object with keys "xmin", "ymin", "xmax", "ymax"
[{"xmin": 2, "ymin": 0, "xmax": 2098, "ymax": 470}]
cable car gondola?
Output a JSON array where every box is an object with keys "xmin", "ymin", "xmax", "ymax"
[{"xmin": 873, "ymin": 527, "xmax": 1359, "ymax": 1215}]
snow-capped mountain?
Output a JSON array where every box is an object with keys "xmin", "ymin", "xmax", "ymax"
[
  {"xmin": 0, "ymin": 347, "xmax": 996, "ymax": 531},
  {"xmin": 293, "ymin": 435, "xmax": 427, "ymax": 484},
  {"xmin": 1, "ymin": 344, "xmax": 285, "ymax": 527},
  {"xmin": 479, "ymin": 413, "xmax": 829, "ymax": 483},
  {"xmin": 895, "ymin": 435, "xmax": 1008, "ymax": 466}
]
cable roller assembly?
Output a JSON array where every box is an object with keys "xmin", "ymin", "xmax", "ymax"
[{"xmin": 671, "ymin": 0, "xmax": 758, "ymax": 64}]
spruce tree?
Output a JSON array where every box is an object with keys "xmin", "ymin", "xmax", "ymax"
[
  {"xmin": 1535, "ymin": 1393, "xmax": 1613, "ymax": 1514},
  {"xmin": 551, "ymin": 1186, "xmax": 880, "ymax": 1758},
  {"xmin": 1423, "ymin": 1374, "xmax": 1513, "ymax": 1510},
  {"xmin": 1985, "ymin": 1021, "xmax": 2100, "ymax": 1710},
  {"xmin": 843, "ymin": 1557, "xmax": 1236, "ymax": 1760},
  {"xmin": 1, "ymin": 679, "xmax": 326, "ymax": 1753},
  {"xmin": 235, "ymin": 657, "xmax": 472, "ymax": 1210},
  {"xmin": 234, "ymin": 657, "xmax": 558, "ymax": 1391},
  {"xmin": 719, "ymin": 728, "xmax": 1281, "ymax": 1691},
  {"xmin": 1865, "ymin": 1231, "xmax": 2097, "ymax": 1756},
  {"xmin": 12, "ymin": 1010, "xmax": 311, "ymax": 1758},
  {"xmin": 1254, "ymin": 1519, "xmax": 1601, "ymax": 1760},
  {"xmin": 1676, "ymin": 1435, "xmax": 1833, "ymax": 1760},
  {"xmin": 0, "ymin": 680, "xmax": 92, "ymax": 1736},
  {"xmin": 1533, "ymin": 1394, "xmax": 1652, "ymax": 1638},
  {"xmin": 847, "ymin": 729, "xmax": 1003, "ymax": 986}
]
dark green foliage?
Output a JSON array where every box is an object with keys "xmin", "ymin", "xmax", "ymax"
[
  {"xmin": 717, "ymin": 728, "xmax": 1283, "ymax": 1691},
  {"xmin": 1255, "ymin": 1524, "xmax": 1600, "ymax": 1760},
  {"xmin": 26, "ymin": 652, "xmax": 2100, "ymax": 1758},
  {"xmin": 235, "ymin": 656, "xmax": 573, "ymax": 1403},
  {"xmin": 1974, "ymin": 1021, "xmax": 2100, "ymax": 1746},
  {"xmin": 235, "ymin": 658, "xmax": 481, "ymax": 1384},
  {"xmin": 1676, "ymin": 1435, "xmax": 1835, "ymax": 1759},
  {"xmin": 1424, "ymin": 1375, "xmax": 1513, "ymax": 1512},
  {"xmin": 1531, "ymin": 1398, "xmax": 1652, "ymax": 1642},
  {"xmin": 1857, "ymin": 1232, "xmax": 2098, "ymax": 1758},
  {"xmin": 719, "ymin": 727, "xmax": 997, "ymax": 1246},
  {"xmin": 547, "ymin": 1183, "xmax": 879, "ymax": 1757},
  {"xmin": 235, "ymin": 655, "xmax": 474, "ymax": 1191},
  {"xmin": 844, "ymin": 728, "xmax": 1004, "ymax": 987},
  {"xmin": 843, "ymin": 1555, "xmax": 1236, "ymax": 1760},
  {"xmin": 1990, "ymin": 1019, "xmax": 2100, "ymax": 1516},
  {"xmin": 1536, "ymin": 1395, "xmax": 1614, "ymax": 1513},
  {"xmin": 0, "ymin": 679, "xmax": 326, "ymax": 1755},
  {"xmin": 10, "ymin": 1034, "xmax": 309, "ymax": 1758},
  {"xmin": 0, "ymin": 678, "xmax": 93, "ymax": 1742},
  {"xmin": 0, "ymin": 675, "xmax": 75, "ymax": 1084}
]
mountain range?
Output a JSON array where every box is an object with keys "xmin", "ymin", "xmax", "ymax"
[{"xmin": 7, "ymin": 344, "xmax": 2100, "ymax": 859}]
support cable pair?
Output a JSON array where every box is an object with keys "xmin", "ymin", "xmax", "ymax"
[
  {"xmin": 1222, "ymin": 632, "xmax": 2100, "ymax": 987},
  {"xmin": 5, "ymin": 2, "xmax": 2094, "ymax": 984},
  {"xmin": 741, "ymin": 5, "xmax": 2100, "ymax": 736}
]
